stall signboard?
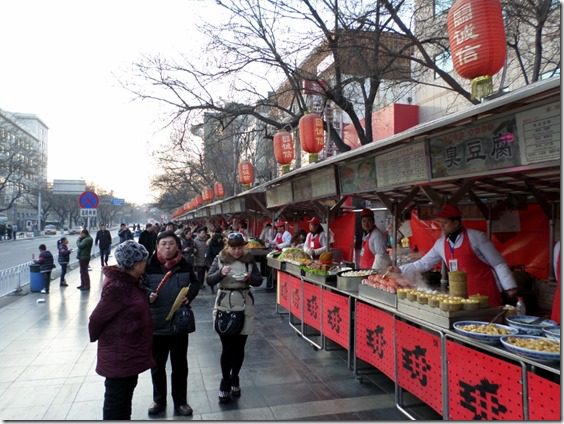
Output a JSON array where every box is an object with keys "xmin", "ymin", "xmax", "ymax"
[
  {"xmin": 429, "ymin": 114, "xmax": 522, "ymax": 178},
  {"xmin": 311, "ymin": 167, "xmax": 337, "ymax": 199},
  {"xmin": 516, "ymin": 101, "xmax": 560, "ymax": 165},
  {"xmin": 266, "ymin": 181, "xmax": 293, "ymax": 208},
  {"xmin": 303, "ymin": 282, "xmax": 322, "ymax": 331},
  {"xmin": 338, "ymin": 156, "xmax": 377, "ymax": 195},
  {"xmin": 292, "ymin": 175, "xmax": 312, "ymax": 203},
  {"xmin": 322, "ymin": 290, "xmax": 350, "ymax": 349},
  {"xmin": 376, "ymin": 142, "xmax": 428, "ymax": 188}
]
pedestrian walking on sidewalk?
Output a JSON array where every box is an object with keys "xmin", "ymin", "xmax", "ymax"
[
  {"xmin": 144, "ymin": 231, "xmax": 201, "ymax": 417},
  {"xmin": 95, "ymin": 224, "xmax": 112, "ymax": 267},
  {"xmin": 193, "ymin": 226, "xmax": 209, "ymax": 288},
  {"xmin": 206, "ymin": 232, "xmax": 262, "ymax": 404},
  {"xmin": 118, "ymin": 223, "xmax": 133, "ymax": 243},
  {"xmin": 76, "ymin": 229, "xmax": 93, "ymax": 291},
  {"xmin": 33, "ymin": 244, "xmax": 56, "ymax": 294},
  {"xmin": 57, "ymin": 237, "xmax": 71, "ymax": 287},
  {"xmin": 88, "ymin": 240, "xmax": 153, "ymax": 420}
]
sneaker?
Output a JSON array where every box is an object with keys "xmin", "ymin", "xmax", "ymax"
[
  {"xmin": 40, "ymin": 289, "xmax": 47, "ymax": 294},
  {"xmin": 218, "ymin": 378, "xmax": 231, "ymax": 403},
  {"xmin": 231, "ymin": 376, "xmax": 241, "ymax": 397}
]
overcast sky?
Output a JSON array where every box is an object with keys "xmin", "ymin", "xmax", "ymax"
[{"xmin": 0, "ymin": 0, "xmax": 220, "ymax": 204}]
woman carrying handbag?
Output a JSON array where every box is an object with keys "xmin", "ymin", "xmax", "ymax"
[{"xmin": 206, "ymin": 232, "xmax": 262, "ymax": 403}]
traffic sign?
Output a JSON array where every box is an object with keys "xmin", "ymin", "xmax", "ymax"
[
  {"xmin": 80, "ymin": 208, "xmax": 98, "ymax": 217},
  {"xmin": 111, "ymin": 198, "xmax": 125, "ymax": 206},
  {"xmin": 79, "ymin": 191, "xmax": 99, "ymax": 209}
]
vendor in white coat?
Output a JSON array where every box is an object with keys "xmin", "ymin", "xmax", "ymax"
[
  {"xmin": 272, "ymin": 220, "xmax": 292, "ymax": 250},
  {"xmin": 303, "ymin": 217, "xmax": 328, "ymax": 259},
  {"xmin": 389, "ymin": 204, "xmax": 517, "ymax": 306},
  {"xmin": 359, "ymin": 208, "xmax": 391, "ymax": 271}
]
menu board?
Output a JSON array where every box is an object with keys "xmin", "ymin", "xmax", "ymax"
[
  {"xmin": 292, "ymin": 175, "xmax": 312, "ymax": 203},
  {"xmin": 338, "ymin": 156, "xmax": 377, "ymax": 195},
  {"xmin": 376, "ymin": 142, "xmax": 428, "ymax": 188},
  {"xmin": 429, "ymin": 114, "xmax": 522, "ymax": 178},
  {"xmin": 516, "ymin": 101, "xmax": 560, "ymax": 165},
  {"xmin": 266, "ymin": 181, "xmax": 293, "ymax": 208},
  {"xmin": 311, "ymin": 167, "xmax": 337, "ymax": 199}
]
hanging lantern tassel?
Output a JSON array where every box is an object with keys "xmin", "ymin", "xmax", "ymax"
[
  {"xmin": 471, "ymin": 75, "xmax": 493, "ymax": 101},
  {"xmin": 281, "ymin": 164, "xmax": 291, "ymax": 174}
]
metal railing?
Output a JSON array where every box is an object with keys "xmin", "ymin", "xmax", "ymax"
[
  {"xmin": 0, "ymin": 261, "xmax": 33, "ymax": 297},
  {"xmin": 0, "ymin": 239, "xmax": 122, "ymax": 297}
]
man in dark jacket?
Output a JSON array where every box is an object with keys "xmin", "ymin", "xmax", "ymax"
[
  {"xmin": 118, "ymin": 223, "xmax": 133, "ymax": 243},
  {"xmin": 77, "ymin": 229, "xmax": 94, "ymax": 290},
  {"xmin": 95, "ymin": 223, "xmax": 113, "ymax": 267},
  {"xmin": 33, "ymin": 244, "xmax": 55, "ymax": 294},
  {"xmin": 144, "ymin": 231, "xmax": 201, "ymax": 417},
  {"xmin": 88, "ymin": 240, "xmax": 154, "ymax": 420},
  {"xmin": 139, "ymin": 223, "xmax": 157, "ymax": 257}
]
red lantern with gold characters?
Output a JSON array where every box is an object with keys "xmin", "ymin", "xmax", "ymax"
[
  {"xmin": 299, "ymin": 113, "xmax": 325, "ymax": 162},
  {"xmin": 447, "ymin": 0, "xmax": 506, "ymax": 100},
  {"xmin": 214, "ymin": 181, "xmax": 225, "ymax": 199},
  {"xmin": 202, "ymin": 187, "xmax": 214, "ymax": 203},
  {"xmin": 238, "ymin": 160, "xmax": 254, "ymax": 188},
  {"xmin": 273, "ymin": 130, "xmax": 294, "ymax": 173}
]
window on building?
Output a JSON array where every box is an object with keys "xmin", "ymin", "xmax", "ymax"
[
  {"xmin": 434, "ymin": 0, "xmax": 454, "ymax": 16},
  {"xmin": 434, "ymin": 51, "xmax": 453, "ymax": 78},
  {"xmin": 540, "ymin": 67, "xmax": 560, "ymax": 80}
]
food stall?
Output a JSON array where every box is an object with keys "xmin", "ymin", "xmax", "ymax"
[{"xmin": 266, "ymin": 78, "xmax": 561, "ymax": 419}]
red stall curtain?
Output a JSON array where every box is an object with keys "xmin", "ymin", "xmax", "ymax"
[{"xmin": 410, "ymin": 204, "xmax": 549, "ymax": 279}]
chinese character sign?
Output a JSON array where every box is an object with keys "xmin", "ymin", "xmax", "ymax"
[{"xmin": 430, "ymin": 115, "xmax": 521, "ymax": 178}]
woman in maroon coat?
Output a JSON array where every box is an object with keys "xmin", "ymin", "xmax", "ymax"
[{"xmin": 88, "ymin": 240, "xmax": 154, "ymax": 420}]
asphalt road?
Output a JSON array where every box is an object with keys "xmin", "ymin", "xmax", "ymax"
[{"xmin": 0, "ymin": 230, "xmax": 119, "ymax": 271}]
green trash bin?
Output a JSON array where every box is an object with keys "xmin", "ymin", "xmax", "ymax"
[{"xmin": 30, "ymin": 264, "xmax": 43, "ymax": 292}]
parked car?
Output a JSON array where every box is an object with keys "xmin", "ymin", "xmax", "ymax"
[
  {"xmin": 44, "ymin": 224, "xmax": 57, "ymax": 235},
  {"xmin": 68, "ymin": 227, "xmax": 82, "ymax": 235}
]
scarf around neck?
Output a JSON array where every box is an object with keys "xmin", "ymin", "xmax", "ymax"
[{"xmin": 156, "ymin": 250, "xmax": 182, "ymax": 270}]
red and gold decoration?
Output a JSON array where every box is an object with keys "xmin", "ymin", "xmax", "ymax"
[
  {"xmin": 299, "ymin": 113, "xmax": 325, "ymax": 163},
  {"xmin": 447, "ymin": 0, "xmax": 506, "ymax": 100},
  {"xmin": 273, "ymin": 129, "xmax": 294, "ymax": 173},
  {"xmin": 238, "ymin": 160, "xmax": 255, "ymax": 189},
  {"xmin": 214, "ymin": 181, "xmax": 225, "ymax": 199},
  {"xmin": 202, "ymin": 187, "xmax": 214, "ymax": 203}
]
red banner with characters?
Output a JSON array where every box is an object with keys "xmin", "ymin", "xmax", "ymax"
[
  {"xmin": 527, "ymin": 371, "xmax": 560, "ymax": 420},
  {"xmin": 303, "ymin": 282, "xmax": 322, "ymax": 331},
  {"xmin": 409, "ymin": 204, "xmax": 549, "ymax": 279},
  {"xmin": 322, "ymin": 290, "xmax": 350, "ymax": 349}
]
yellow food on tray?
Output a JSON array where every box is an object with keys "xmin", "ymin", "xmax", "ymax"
[
  {"xmin": 246, "ymin": 238, "xmax": 266, "ymax": 249},
  {"xmin": 278, "ymin": 247, "xmax": 312, "ymax": 263},
  {"xmin": 505, "ymin": 337, "xmax": 560, "ymax": 353}
]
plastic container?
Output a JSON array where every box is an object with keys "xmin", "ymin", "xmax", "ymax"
[
  {"xmin": 29, "ymin": 264, "xmax": 43, "ymax": 293},
  {"xmin": 516, "ymin": 296, "xmax": 526, "ymax": 315}
]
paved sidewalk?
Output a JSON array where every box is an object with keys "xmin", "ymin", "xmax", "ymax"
[{"xmin": 0, "ymin": 260, "xmax": 403, "ymax": 420}]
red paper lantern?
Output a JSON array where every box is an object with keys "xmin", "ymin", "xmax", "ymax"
[
  {"xmin": 273, "ymin": 130, "xmax": 294, "ymax": 173},
  {"xmin": 214, "ymin": 181, "xmax": 225, "ymax": 199},
  {"xmin": 447, "ymin": 0, "xmax": 506, "ymax": 99},
  {"xmin": 202, "ymin": 187, "xmax": 214, "ymax": 203},
  {"xmin": 299, "ymin": 113, "xmax": 325, "ymax": 162},
  {"xmin": 195, "ymin": 194, "xmax": 203, "ymax": 207},
  {"xmin": 238, "ymin": 160, "xmax": 254, "ymax": 187}
]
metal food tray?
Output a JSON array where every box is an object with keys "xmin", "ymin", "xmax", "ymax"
[
  {"xmin": 336, "ymin": 275, "xmax": 364, "ymax": 292},
  {"xmin": 249, "ymin": 248, "xmax": 271, "ymax": 256},
  {"xmin": 266, "ymin": 256, "xmax": 285, "ymax": 270},
  {"xmin": 304, "ymin": 272, "xmax": 337, "ymax": 285},
  {"xmin": 397, "ymin": 298, "xmax": 501, "ymax": 329},
  {"xmin": 284, "ymin": 262, "xmax": 304, "ymax": 277},
  {"xmin": 358, "ymin": 284, "xmax": 397, "ymax": 308}
]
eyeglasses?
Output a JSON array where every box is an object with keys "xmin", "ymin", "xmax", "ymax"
[{"xmin": 228, "ymin": 232, "xmax": 244, "ymax": 241}]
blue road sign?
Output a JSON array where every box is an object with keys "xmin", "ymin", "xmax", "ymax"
[
  {"xmin": 78, "ymin": 191, "xmax": 99, "ymax": 209},
  {"xmin": 111, "ymin": 198, "xmax": 125, "ymax": 206}
]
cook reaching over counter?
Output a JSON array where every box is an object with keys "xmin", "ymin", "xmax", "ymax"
[{"xmin": 388, "ymin": 204, "xmax": 517, "ymax": 307}]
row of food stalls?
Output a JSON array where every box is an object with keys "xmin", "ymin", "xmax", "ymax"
[{"xmin": 174, "ymin": 77, "xmax": 561, "ymax": 419}]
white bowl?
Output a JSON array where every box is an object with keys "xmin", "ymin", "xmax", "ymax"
[
  {"xmin": 505, "ymin": 315, "xmax": 558, "ymax": 336},
  {"xmin": 453, "ymin": 321, "xmax": 518, "ymax": 345},
  {"xmin": 500, "ymin": 335, "xmax": 560, "ymax": 363}
]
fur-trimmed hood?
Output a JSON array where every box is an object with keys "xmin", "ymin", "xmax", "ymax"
[{"xmin": 218, "ymin": 248, "xmax": 254, "ymax": 265}]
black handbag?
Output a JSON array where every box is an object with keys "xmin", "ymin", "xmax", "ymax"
[
  {"xmin": 171, "ymin": 304, "xmax": 196, "ymax": 334},
  {"xmin": 214, "ymin": 290, "xmax": 245, "ymax": 336},
  {"xmin": 214, "ymin": 309, "xmax": 245, "ymax": 336}
]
